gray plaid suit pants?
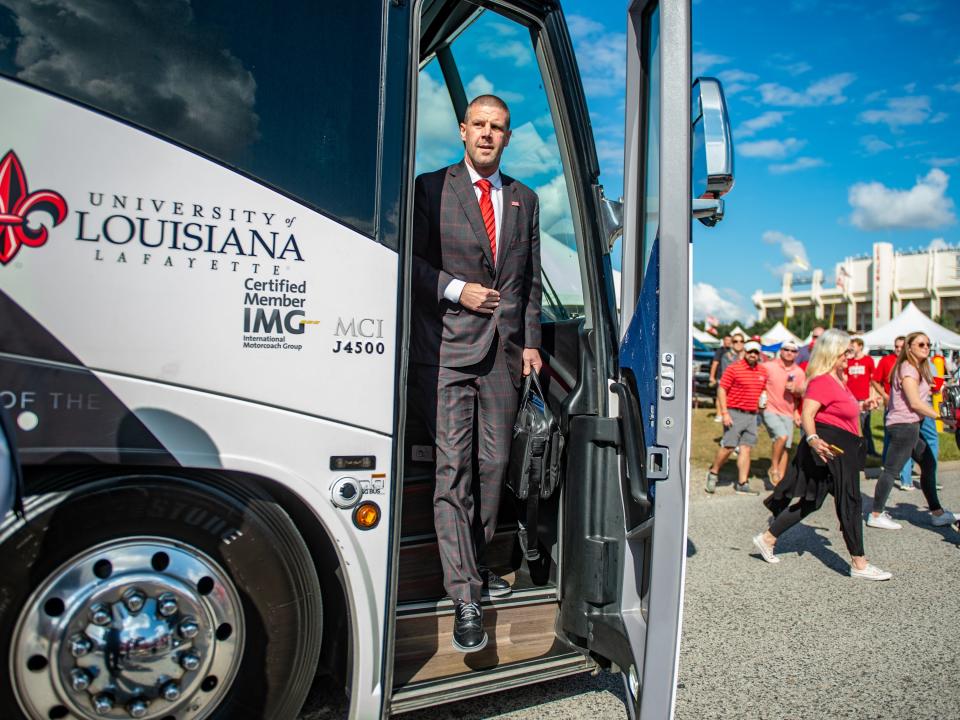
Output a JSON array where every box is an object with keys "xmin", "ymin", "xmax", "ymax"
[{"xmin": 411, "ymin": 340, "xmax": 519, "ymax": 603}]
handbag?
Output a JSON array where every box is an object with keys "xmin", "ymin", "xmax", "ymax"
[{"xmin": 506, "ymin": 371, "xmax": 564, "ymax": 561}]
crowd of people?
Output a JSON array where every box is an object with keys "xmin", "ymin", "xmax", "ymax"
[{"xmin": 704, "ymin": 326, "xmax": 960, "ymax": 581}]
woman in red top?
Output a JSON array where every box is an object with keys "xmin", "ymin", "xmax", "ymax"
[{"xmin": 751, "ymin": 330, "xmax": 891, "ymax": 580}]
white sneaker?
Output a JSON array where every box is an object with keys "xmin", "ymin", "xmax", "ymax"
[
  {"xmin": 850, "ymin": 563, "xmax": 892, "ymax": 581},
  {"xmin": 931, "ymin": 510, "xmax": 958, "ymax": 527},
  {"xmin": 713, "ymin": 414, "xmax": 723, "ymax": 423},
  {"xmin": 752, "ymin": 534, "xmax": 780, "ymax": 564},
  {"xmin": 898, "ymin": 482, "xmax": 915, "ymax": 492},
  {"xmin": 866, "ymin": 512, "xmax": 902, "ymax": 530}
]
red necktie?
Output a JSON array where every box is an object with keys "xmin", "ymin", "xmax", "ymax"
[{"xmin": 475, "ymin": 178, "xmax": 496, "ymax": 265}]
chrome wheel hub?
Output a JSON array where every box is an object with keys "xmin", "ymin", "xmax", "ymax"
[{"xmin": 12, "ymin": 538, "xmax": 244, "ymax": 720}]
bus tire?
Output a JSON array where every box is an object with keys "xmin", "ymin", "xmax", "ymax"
[{"xmin": 0, "ymin": 473, "xmax": 323, "ymax": 720}]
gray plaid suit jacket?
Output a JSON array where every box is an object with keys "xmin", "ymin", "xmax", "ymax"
[{"xmin": 410, "ymin": 160, "xmax": 542, "ymax": 386}]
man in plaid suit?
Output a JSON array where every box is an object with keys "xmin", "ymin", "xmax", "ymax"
[{"xmin": 410, "ymin": 95, "xmax": 542, "ymax": 653}]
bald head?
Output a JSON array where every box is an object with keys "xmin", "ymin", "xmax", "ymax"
[{"xmin": 464, "ymin": 95, "xmax": 511, "ymax": 129}]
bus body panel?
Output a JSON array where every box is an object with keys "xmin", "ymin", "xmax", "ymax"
[
  {"xmin": 1, "ymin": 78, "xmax": 398, "ymax": 436},
  {"xmin": 1, "ymin": 74, "xmax": 396, "ymax": 719}
]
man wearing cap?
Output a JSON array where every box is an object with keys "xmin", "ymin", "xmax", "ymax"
[
  {"xmin": 761, "ymin": 341, "xmax": 805, "ymax": 485},
  {"xmin": 796, "ymin": 325, "xmax": 824, "ymax": 366},
  {"xmin": 706, "ymin": 340, "xmax": 768, "ymax": 495}
]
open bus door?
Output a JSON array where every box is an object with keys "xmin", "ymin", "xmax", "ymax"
[{"xmin": 558, "ymin": 1, "xmax": 733, "ymax": 717}]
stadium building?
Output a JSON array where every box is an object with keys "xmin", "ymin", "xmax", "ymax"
[{"xmin": 752, "ymin": 241, "xmax": 960, "ymax": 332}]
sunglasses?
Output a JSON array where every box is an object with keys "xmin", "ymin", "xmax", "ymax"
[
  {"xmin": 914, "ymin": 342, "xmax": 930, "ymax": 348},
  {"xmin": 781, "ymin": 348, "xmax": 797, "ymax": 353},
  {"xmin": 732, "ymin": 340, "xmax": 744, "ymax": 345},
  {"xmin": 745, "ymin": 350, "xmax": 760, "ymax": 355}
]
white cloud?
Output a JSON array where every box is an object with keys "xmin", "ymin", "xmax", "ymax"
[
  {"xmin": 758, "ymin": 72, "xmax": 856, "ymax": 107},
  {"xmin": 897, "ymin": 12, "xmax": 924, "ymax": 23},
  {"xmin": 566, "ymin": 14, "xmax": 604, "ymax": 38},
  {"xmin": 860, "ymin": 135, "xmax": 893, "ymax": 154},
  {"xmin": 477, "ymin": 39, "xmax": 533, "ymax": 68},
  {"xmin": 693, "ymin": 51, "xmax": 730, "ymax": 76},
  {"xmin": 928, "ymin": 237, "xmax": 949, "ymax": 251},
  {"xmin": 783, "ymin": 61, "xmax": 812, "ymax": 76},
  {"xmin": 717, "ymin": 71, "xmax": 755, "ymax": 96},
  {"xmin": 465, "ymin": 74, "xmax": 523, "ymax": 105},
  {"xmin": 937, "ymin": 82, "xmax": 960, "ymax": 93},
  {"xmin": 718, "ymin": 69, "xmax": 758, "ymax": 84},
  {"xmin": 535, "ymin": 174, "xmax": 574, "ymax": 238},
  {"xmin": 738, "ymin": 137, "xmax": 805, "ymax": 158},
  {"xmin": 692, "ymin": 282, "xmax": 751, "ymax": 322},
  {"xmin": 502, "ymin": 122, "xmax": 561, "ymax": 177},
  {"xmin": 415, "ymin": 71, "xmax": 463, "ymax": 174},
  {"xmin": 859, "ymin": 95, "xmax": 934, "ymax": 131},
  {"xmin": 926, "ymin": 156, "xmax": 960, "ymax": 167},
  {"xmin": 762, "ymin": 230, "xmax": 811, "ymax": 276},
  {"xmin": 487, "ymin": 21, "xmax": 521, "ymax": 37},
  {"xmin": 848, "ymin": 169, "xmax": 957, "ymax": 230},
  {"xmin": 769, "ymin": 157, "xmax": 825, "ymax": 174},
  {"xmin": 4, "ymin": 0, "xmax": 258, "ymax": 157},
  {"xmin": 734, "ymin": 111, "xmax": 787, "ymax": 139},
  {"xmin": 567, "ymin": 15, "xmax": 625, "ymax": 98},
  {"xmin": 930, "ymin": 112, "xmax": 949, "ymax": 124}
]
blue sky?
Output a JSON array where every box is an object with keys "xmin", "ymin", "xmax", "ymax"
[{"xmin": 562, "ymin": 0, "xmax": 960, "ymax": 323}]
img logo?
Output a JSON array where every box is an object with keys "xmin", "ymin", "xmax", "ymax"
[{"xmin": 0, "ymin": 150, "xmax": 68, "ymax": 265}]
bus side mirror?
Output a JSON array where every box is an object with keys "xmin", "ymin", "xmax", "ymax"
[{"xmin": 691, "ymin": 77, "xmax": 734, "ymax": 226}]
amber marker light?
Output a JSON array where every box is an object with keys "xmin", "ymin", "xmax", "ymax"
[{"xmin": 353, "ymin": 501, "xmax": 381, "ymax": 530}]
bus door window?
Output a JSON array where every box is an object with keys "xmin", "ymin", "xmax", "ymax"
[{"xmin": 415, "ymin": 10, "xmax": 587, "ymax": 325}]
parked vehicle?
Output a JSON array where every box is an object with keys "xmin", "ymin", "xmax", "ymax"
[{"xmin": 0, "ymin": 1, "xmax": 733, "ymax": 718}]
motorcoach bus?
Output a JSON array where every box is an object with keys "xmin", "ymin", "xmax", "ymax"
[{"xmin": 0, "ymin": 0, "xmax": 733, "ymax": 718}]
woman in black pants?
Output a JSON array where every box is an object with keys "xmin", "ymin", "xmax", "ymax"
[
  {"xmin": 752, "ymin": 329, "xmax": 891, "ymax": 580},
  {"xmin": 868, "ymin": 331, "xmax": 958, "ymax": 529}
]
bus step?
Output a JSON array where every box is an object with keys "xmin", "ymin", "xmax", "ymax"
[{"xmin": 392, "ymin": 598, "xmax": 569, "ymax": 687}]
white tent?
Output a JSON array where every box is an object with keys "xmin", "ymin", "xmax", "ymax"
[
  {"xmin": 760, "ymin": 321, "xmax": 802, "ymax": 347},
  {"xmin": 692, "ymin": 326, "xmax": 721, "ymax": 346},
  {"xmin": 861, "ymin": 301, "xmax": 960, "ymax": 350},
  {"xmin": 729, "ymin": 325, "xmax": 749, "ymax": 339}
]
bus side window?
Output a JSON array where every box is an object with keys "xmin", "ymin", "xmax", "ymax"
[
  {"xmin": 415, "ymin": 10, "xmax": 586, "ymax": 321},
  {"xmin": 0, "ymin": 1, "xmax": 383, "ymax": 237}
]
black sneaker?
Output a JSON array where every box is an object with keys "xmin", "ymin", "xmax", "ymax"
[
  {"xmin": 480, "ymin": 568, "xmax": 512, "ymax": 598},
  {"xmin": 734, "ymin": 482, "xmax": 759, "ymax": 496},
  {"xmin": 452, "ymin": 600, "xmax": 487, "ymax": 653}
]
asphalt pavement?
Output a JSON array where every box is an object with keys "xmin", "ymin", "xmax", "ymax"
[{"xmin": 302, "ymin": 465, "xmax": 960, "ymax": 719}]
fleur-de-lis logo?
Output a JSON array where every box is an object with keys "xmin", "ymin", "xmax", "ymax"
[{"xmin": 0, "ymin": 150, "xmax": 68, "ymax": 265}]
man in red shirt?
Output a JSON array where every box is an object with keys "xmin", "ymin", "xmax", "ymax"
[
  {"xmin": 871, "ymin": 335, "xmax": 905, "ymax": 402},
  {"xmin": 706, "ymin": 340, "xmax": 768, "ymax": 495},
  {"xmin": 846, "ymin": 337, "xmax": 878, "ymax": 457}
]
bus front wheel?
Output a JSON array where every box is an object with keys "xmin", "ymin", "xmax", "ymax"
[{"xmin": 0, "ymin": 473, "xmax": 323, "ymax": 720}]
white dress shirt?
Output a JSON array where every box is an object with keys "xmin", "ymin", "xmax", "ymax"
[{"xmin": 443, "ymin": 164, "xmax": 503, "ymax": 304}]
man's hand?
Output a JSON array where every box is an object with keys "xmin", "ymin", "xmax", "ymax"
[
  {"xmin": 459, "ymin": 283, "xmax": 500, "ymax": 314},
  {"xmin": 522, "ymin": 348, "xmax": 543, "ymax": 376}
]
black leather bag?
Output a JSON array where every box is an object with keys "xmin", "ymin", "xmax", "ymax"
[
  {"xmin": 506, "ymin": 372, "xmax": 564, "ymax": 562},
  {"xmin": 507, "ymin": 371, "xmax": 560, "ymax": 500}
]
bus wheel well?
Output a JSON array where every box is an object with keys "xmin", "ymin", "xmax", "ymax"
[{"xmin": 21, "ymin": 464, "xmax": 351, "ymax": 703}]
